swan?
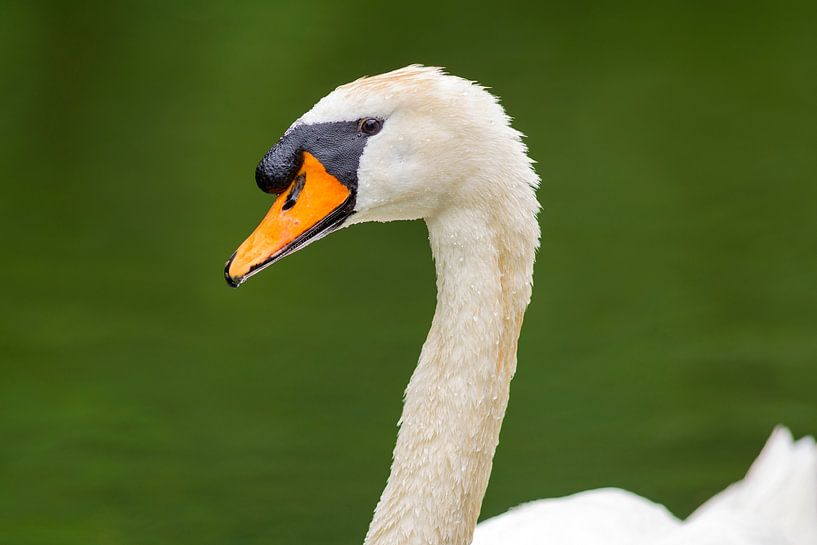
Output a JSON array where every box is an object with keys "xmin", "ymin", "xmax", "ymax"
[{"xmin": 224, "ymin": 65, "xmax": 817, "ymax": 545}]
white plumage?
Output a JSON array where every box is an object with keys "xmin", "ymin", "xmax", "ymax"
[
  {"xmin": 251, "ymin": 66, "xmax": 817, "ymax": 545},
  {"xmin": 473, "ymin": 427, "xmax": 817, "ymax": 545}
]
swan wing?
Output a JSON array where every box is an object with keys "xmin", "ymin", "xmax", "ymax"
[
  {"xmin": 472, "ymin": 427, "xmax": 817, "ymax": 545},
  {"xmin": 471, "ymin": 489, "xmax": 793, "ymax": 545},
  {"xmin": 688, "ymin": 426, "xmax": 817, "ymax": 545}
]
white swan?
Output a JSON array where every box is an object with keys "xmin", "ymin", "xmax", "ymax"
[{"xmin": 225, "ymin": 65, "xmax": 817, "ymax": 545}]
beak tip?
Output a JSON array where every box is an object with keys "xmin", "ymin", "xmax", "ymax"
[{"xmin": 224, "ymin": 253, "xmax": 242, "ymax": 288}]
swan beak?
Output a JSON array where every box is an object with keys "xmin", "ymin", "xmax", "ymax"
[{"xmin": 225, "ymin": 152, "xmax": 353, "ymax": 287}]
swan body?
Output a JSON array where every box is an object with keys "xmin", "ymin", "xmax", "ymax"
[
  {"xmin": 473, "ymin": 427, "xmax": 817, "ymax": 545},
  {"xmin": 225, "ymin": 65, "xmax": 817, "ymax": 545}
]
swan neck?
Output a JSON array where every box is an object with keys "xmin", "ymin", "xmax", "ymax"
[{"xmin": 364, "ymin": 203, "xmax": 537, "ymax": 545}]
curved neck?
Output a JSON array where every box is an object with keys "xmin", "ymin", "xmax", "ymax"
[{"xmin": 364, "ymin": 198, "xmax": 538, "ymax": 545}]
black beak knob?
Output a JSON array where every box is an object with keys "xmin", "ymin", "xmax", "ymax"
[{"xmin": 255, "ymin": 133, "xmax": 304, "ymax": 194}]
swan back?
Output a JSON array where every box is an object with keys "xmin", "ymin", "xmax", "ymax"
[
  {"xmin": 472, "ymin": 488, "xmax": 679, "ymax": 545},
  {"xmin": 472, "ymin": 427, "xmax": 817, "ymax": 545}
]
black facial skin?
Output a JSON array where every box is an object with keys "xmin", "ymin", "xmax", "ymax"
[
  {"xmin": 224, "ymin": 119, "xmax": 383, "ymax": 288},
  {"xmin": 255, "ymin": 119, "xmax": 382, "ymax": 195}
]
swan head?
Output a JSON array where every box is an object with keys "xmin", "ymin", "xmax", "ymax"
[{"xmin": 225, "ymin": 65, "xmax": 537, "ymax": 287}]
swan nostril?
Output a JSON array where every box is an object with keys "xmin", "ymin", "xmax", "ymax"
[{"xmin": 282, "ymin": 174, "xmax": 306, "ymax": 211}]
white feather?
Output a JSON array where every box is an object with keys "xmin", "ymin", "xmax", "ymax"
[{"xmin": 473, "ymin": 427, "xmax": 817, "ymax": 545}]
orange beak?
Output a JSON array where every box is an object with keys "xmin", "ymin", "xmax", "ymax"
[{"xmin": 225, "ymin": 152, "xmax": 353, "ymax": 287}]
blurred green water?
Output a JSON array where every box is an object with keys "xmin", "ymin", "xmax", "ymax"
[{"xmin": 1, "ymin": 1, "xmax": 816, "ymax": 543}]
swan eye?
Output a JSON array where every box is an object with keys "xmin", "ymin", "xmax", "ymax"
[{"xmin": 358, "ymin": 117, "xmax": 382, "ymax": 136}]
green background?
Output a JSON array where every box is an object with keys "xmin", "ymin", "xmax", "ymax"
[{"xmin": 1, "ymin": 1, "xmax": 815, "ymax": 544}]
